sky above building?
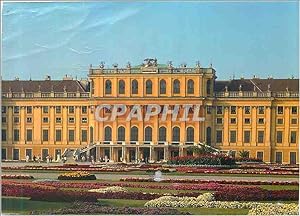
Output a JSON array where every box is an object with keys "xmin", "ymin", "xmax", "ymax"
[{"xmin": 2, "ymin": 1, "xmax": 299, "ymax": 80}]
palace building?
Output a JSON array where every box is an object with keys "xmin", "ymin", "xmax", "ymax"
[{"xmin": 1, "ymin": 59, "xmax": 299, "ymax": 164}]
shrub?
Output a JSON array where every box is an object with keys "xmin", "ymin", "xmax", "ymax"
[
  {"xmin": 168, "ymin": 154, "xmax": 236, "ymax": 166},
  {"xmin": 57, "ymin": 171, "xmax": 96, "ymax": 180}
]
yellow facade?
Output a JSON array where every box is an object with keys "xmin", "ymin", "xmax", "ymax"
[{"xmin": 1, "ymin": 60, "xmax": 299, "ymax": 164}]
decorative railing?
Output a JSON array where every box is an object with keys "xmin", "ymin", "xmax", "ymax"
[
  {"xmin": 89, "ymin": 67, "xmax": 214, "ymax": 75},
  {"xmin": 2, "ymin": 92, "xmax": 90, "ymax": 99},
  {"xmin": 215, "ymin": 91, "xmax": 299, "ymax": 98}
]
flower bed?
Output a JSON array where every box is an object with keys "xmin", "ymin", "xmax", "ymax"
[
  {"xmin": 33, "ymin": 202, "xmax": 189, "ymax": 215},
  {"xmin": 168, "ymin": 154, "xmax": 236, "ymax": 166},
  {"xmin": 89, "ymin": 186, "xmax": 128, "ymax": 193},
  {"xmin": 57, "ymin": 171, "xmax": 96, "ymax": 180},
  {"xmin": 144, "ymin": 193, "xmax": 299, "ymax": 215},
  {"xmin": 120, "ymin": 177, "xmax": 299, "ymax": 186},
  {"xmin": 1, "ymin": 174, "xmax": 34, "ymax": 179}
]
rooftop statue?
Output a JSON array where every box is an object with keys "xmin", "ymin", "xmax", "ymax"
[{"xmin": 143, "ymin": 58, "xmax": 157, "ymax": 67}]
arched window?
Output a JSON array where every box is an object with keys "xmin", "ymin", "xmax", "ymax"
[
  {"xmin": 119, "ymin": 80, "xmax": 125, "ymax": 94},
  {"xmin": 132, "ymin": 80, "xmax": 138, "ymax": 94},
  {"xmin": 173, "ymin": 79, "xmax": 180, "ymax": 94},
  {"xmin": 206, "ymin": 127, "xmax": 212, "ymax": 145},
  {"xmin": 160, "ymin": 79, "xmax": 166, "ymax": 94},
  {"xmin": 118, "ymin": 126, "xmax": 125, "ymax": 141},
  {"xmin": 145, "ymin": 126, "xmax": 152, "ymax": 141},
  {"xmin": 159, "ymin": 126, "xmax": 167, "ymax": 141},
  {"xmin": 186, "ymin": 127, "xmax": 194, "ymax": 142},
  {"xmin": 104, "ymin": 126, "xmax": 112, "ymax": 141},
  {"xmin": 146, "ymin": 80, "xmax": 152, "ymax": 94},
  {"xmin": 130, "ymin": 126, "xmax": 138, "ymax": 141},
  {"xmin": 172, "ymin": 126, "xmax": 180, "ymax": 142},
  {"xmin": 187, "ymin": 79, "xmax": 194, "ymax": 94},
  {"xmin": 105, "ymin": 80, "xmax": 112, "ymax": 94},
  {"xmin": 206, "ymin": 79, "xmax": 211, "ymax": 95}
]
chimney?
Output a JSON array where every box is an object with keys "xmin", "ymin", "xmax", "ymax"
[
  {"xmin": 15, "ymin": 77, "xmax": 19, "ymax": 81},
  {"xmin": 45, "ymin": 75, "xmax": 51, "ymax": 81}
]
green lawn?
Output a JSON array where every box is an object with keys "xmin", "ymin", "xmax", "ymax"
[
  {"xmin": 98, "ymin": 198, "xmax": 147, "ymax": 207},
  {"xmin": 260, "ymin": 185, "xmax": 299, "ymax": 191},
  {"xmin": 179, "ymin": 207, "xmax": 249, "ymax": 215},
  {"xmin": 2, "ymin": 197, "xmax": 71, "ymax": 214}
]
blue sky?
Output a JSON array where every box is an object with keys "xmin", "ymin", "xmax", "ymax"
[{"xmin": 2, "ymin": 1, "xmax": 299, "ymax": 80}]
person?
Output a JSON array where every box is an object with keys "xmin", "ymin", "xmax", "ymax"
[
  {"xmin": 49, "ymin": 155, "xmax": 53, "ymax": 163},
  {"xmin": 37, "ymin": 155, "xmax": 41, "ymax": 163},
  {"xmin": 46, "ymin": 155, "xmax": 50, "ymax": 164},
  {"xmin": 33, "ymin": 155, "xmax": 36, "ymax": 162},
  {"xmin": 25, "ymin": 155, "xmax": 29, "ymax": 163},
  {"xmin": 91, "ymin": 156, "xmax": 95, "ymax": 165}
]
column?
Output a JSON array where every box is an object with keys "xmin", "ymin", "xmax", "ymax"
[
  {"xmin": 164, "ymin": 146, "xmax": 169, "ymax": 160},
  {"xmin": 33, "ymin": 106, "xmax": 41, "ymax": 144},
  {"xmin": 283, "ymin": 106, "xmax": 290, "ymax": 147},
  {"xmin": 223, "ymin": 106, "xmax": 229, "ymax": 146},
  {"xmin": 49, "ymin": 106, "xmax": 55, "ymax": 144},
  {"xmin": 237, "ymin": 106, "xmax": 243, "ymax": 146},
  {"xmin": 251, "ymin": 106, "xmax": 257, "ymax": 146},
  {"xmin": 20, "ymin": 106, "xmax": 25, "ymax": 145},
  {"xmin": 75, "ymin": 106, "xmax": 80, "ymax": 145},
  {"xmin": 7, "ymin": 106, "xmax": 13, "ymax": 144},
  {"xmin": 62, "ymin": 106, "xmax": 68, "ymax": 144}
]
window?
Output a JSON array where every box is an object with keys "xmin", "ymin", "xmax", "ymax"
[
  {"xmin": 230, "ymin": 118, "xmax": 236, "ymax": 124},
  {"xmin": 118, "ymin": 80, "xmax": 125, "ymax": 94},
  {"xmin": 42, "ymin": 129, "xmax": 48, "ymax": 141},
  {"xmin": 43, "ymin": 117, "xmax": 49, "ymax": 123},
  {"xmin": 216, "ymin": 118, "xmax": 223, "ymax": 124},
  {"xmin": 159, "ymin": 127, "xmax": 166, "ymax": 141},
  {"xmin": 187, "ymin": 79, "xmax": 194, "ymax": 94},
  {"xmin": 145, "ymin": 126, "xmax": 152, "ymax": 141},
  {"xmin": 81, "ymin": 106, "xmax": 87, "ymax": 114},
  {"xmin": 105, "ymin": 80, "xmax": 112, "ymax": 94},
  {"xmin": 146, "ymin": 80, "xmax": 153, "ymax": 94},
  {"xmin": 258, "ymin": 106, "xmax": 265, "ymax": 114},
  {"xmin": 257, "ymin": 131, "xmax": 264, "ymax": 143},
  {"xmin": 276, "ymin": 131, "xmax": 283, "ymax": 143},
  {"xmin": 244, "ymin": 106, "xmax": 251, "ymax": 114},
  {"xmin": 56, "ymin": 130, "xmax": 62, "ymax": 141},
  {"xmin": 186, "ymin": 127, "xmax": 194, "ymax": 142},
  {"xmin": 230, "ymin": 106, "xmax": 236, "ymax": 114},
  {"xmin": 290, "ymin": 152, "xmax": 297, "ymax": 165},
  {"xmin": 14, "ymin": 117, "xmax": 19, "ymax": 123},
  {"xmin": 206, "ymin": 106, "xmax": 212, "ymax": 114},
  {"xmin": 69, "ymin": 117, "xmax": 75, "ymax": 123},
  {"xmin": 13, "ymin": 149, "xmax": 19, "ymax": 160},
  {"xmin": 26, "ymin": 106, "xmax": 32, "ymax": 114},
  {"xmin": 291, "ymin": 106, "xmax": 298, "ymax": 114},
  {"xmin": 27, "ymin": 117, "xmax": 32, "ymax": 123},
  {"xmin": 206, "ymin": 79, "xmax": 211, "ymax": 95},
  {"xmin": 43, "ymin": 106, "xmax": 49, "ymax": 114},
  {"xmin": 56, "ymin": 106, "xmax": 61, "ymax": 114},
  {"xmin": 290, "ymin": 131, "xmax": 297, "ymax": 143},
  {"xmin": 216, "ymin": 106, "xmax": 223, "ymax": 115},
  {"xmin": 159, "ymin": 79, "xmax": 166, "ymax": 94},
  {"xmin": 2, "ymin": 106, "xmax": 6, "ymax": 114},
  {"xmin": 81, "ymin": 130, "xmax": 87, "ymax": 142},
  {"xmin": 2, "ymin": 117, "xmax": 6, "ymax": 123},
  {"xmin": 275, "ymin": 152, "xmax": 282, "ymax": 163},
  {"xmin": 257, "ymin": 152, "xmax": 264, "ymax": 161},
  {"xmin": 258, "ymin": 118, "xmax": 264, "ymax": 124},
  {"xmin": 216, "ymin": 130, "xmax": 223, "ymax": 143},
  {"xmin": 277, "ymin": 118, "xmax": 283, "ymax": 125},
  {"xmin": 277, "ymin": 106, "xmax": 283, "ymax": 114},
  {"xmin": 25, "ymin": 149, "xmax": 32, "ymax": 160},
  {"xmin": 56, "ymin": 117, "xmax": 62, "ymax": 123},
  {"xmin": 244, "ymin": 118, "xmax": 250, "ymax": 124},
  {"xmin": 172, "ymin": 127, "xmax": 180, "ymax": 142},
  {"xmin": 131, "ymin": 80, "xmax": 138, "ymax": 94},
  {"xmin": 130, "ymin": 126, "xmax": 138, "ymax": 141},
  {"xmin": 68, "ymin": 130, "xmax": 75, "ymax": 142},
  {"xmin": 173, "ymin": 79, "xmax": 180, "ymax": 94},
  {"xmin": 81, "ymin": 117, "xmax": 87, "ymax": 123},
  {"xmin": 14, "ymin": 106, "xmax": 19, "ymax": 114},
  {"xmin": 230, "ymin": 130, "xmax": 236, "ymax": 143},
  {"xmin": 244, "ymin": 131, "xmax": 251, "ymax": 143},
  {"xmin": 2, "ymin": 129, "xmax": 7, "ymax": 141},
  {"xmin": 2, "ymin": 148, "xmax": 7, "ymax": 160},
  {"xmin": 118, "ymin": 126, "xmax": 125, "ymax": 141},
  {"xmin": 68, "ymin": 106, "xmax": 75, "ymax": 114},
  {"xmin": 291, "ymin": 118, "xmax": 297, "ymax": 124},
  {"xmin": 206, "ymin": 127, "xmax": 212, "ymax": 145},
  {"xmin": 26, "ymin": 129, "xmax": 32, "ymax": 142}
]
